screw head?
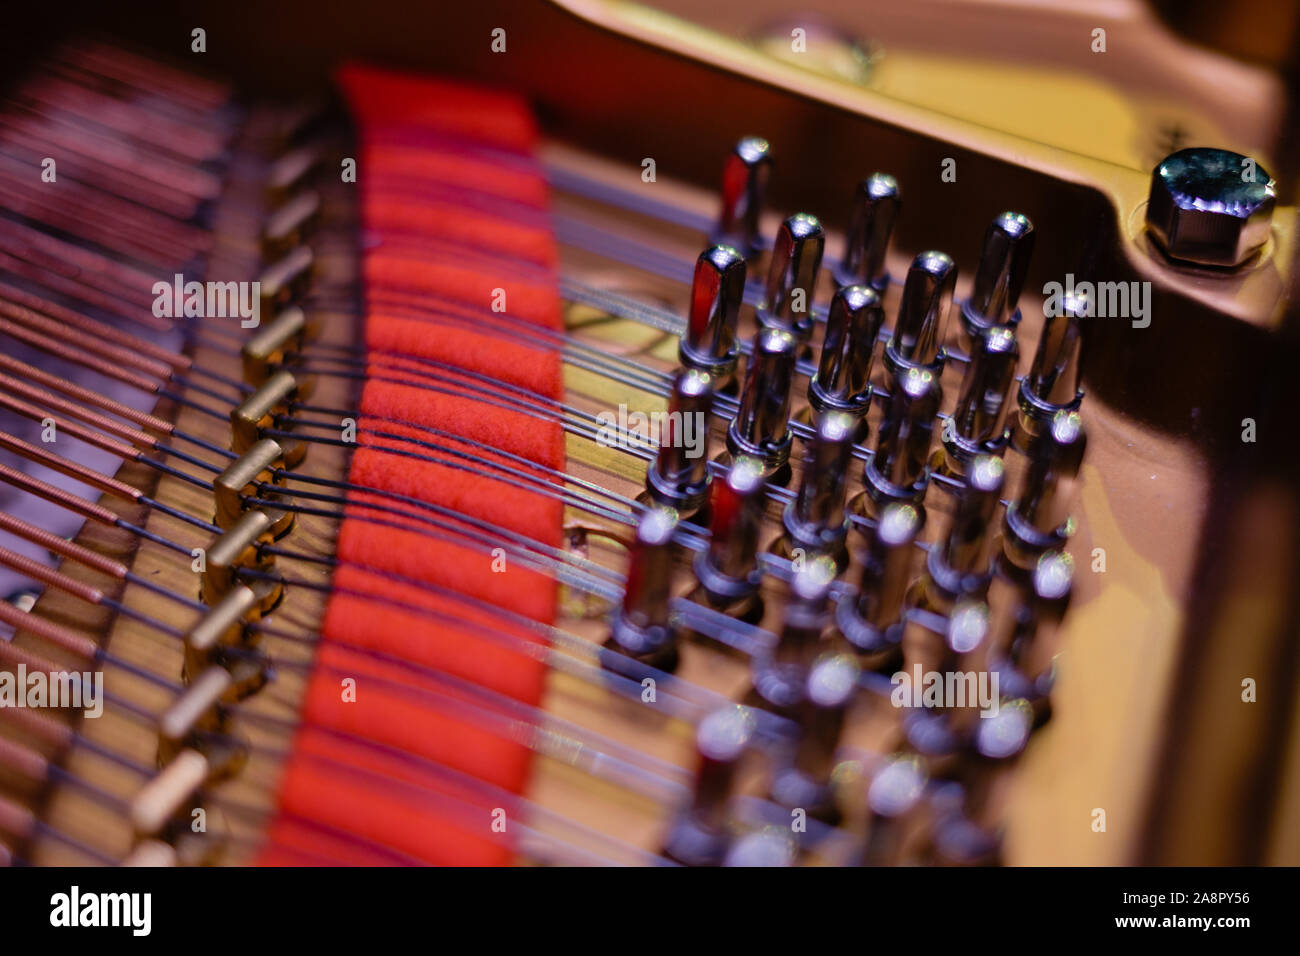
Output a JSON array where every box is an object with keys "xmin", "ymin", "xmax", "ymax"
[{"xmin": 1146, "ymin": 147, "xmax": 1276, "ymax": 268}]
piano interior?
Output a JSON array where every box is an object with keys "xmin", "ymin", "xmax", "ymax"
[{"xmin": 0, "ymin": 0, "xmax": 1297, "ymax": 869}]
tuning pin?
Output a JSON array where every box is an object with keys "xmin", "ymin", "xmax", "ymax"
[
  {"xmin": 607, "ymin": 507, "xmax": 681, "ymax": 672},
  {"xmin": 724, "ymin": 828, "xmax": 798, "ymax": 867},
  {"xmin": 860, "ymin": 753, "xmax": 928, "ymax": 865},
  {"xmin": 930, "ymin": 807, "xmax": 1005, "ymax": 865},
  {"xmin": 680, "ymin": 245, "xmax": 747, "ymax": 385},
  {"xmin": 751, "ymin": 556, "xmax": 837, "ymax": 714},
  {"xmin": 959, "ymin": 212, "xmax": 1035, "ymax": 347},
  {"xmin": 946, "ymin": 596, "xmax": 993, "ymax": 663},
  {"xmin": 886, "ymin": 249, "xmax": 956, "ymax": 369},
  {"xmin": 663, "ymin": 704, "xmax": 757, "ymax": 865},
  {"xmin": 1001, "ymin": 550, "xmax": 1074, "ymax": 698},
  {"xmin": 809, "ymin": 284, "xmax": 882, "ymax": 420},
  {"xmin": 884, "ymin": 251, "xmax": 957, "ymax": 386},
  {"xmin": 1004, "ymin": 410, "xmax": 1085, "ymax": 572},
  {"xmin": 727, "ymin": 327, "xmax": 798, "ymax": 482},
  {"xmin": 712, "ymin": 136, "xmax": 772, "ymax": 259},
  {"xmin": 926, "ymin": 597, "xmax": 998, "ymax": 743},
  {"xmin": 942, "ymin": 326, "xmax": 1019, "ymax": 475},
  {"xmin": 758, "ymin": 213, "xmax": 825, "ymax": 344},
  {"xmin": 925, "ymin": 455, "xmax": 1004, "ymax": 612},
  {"xmin": 990, "ymin": 550, "xmax": 1072, "ymax": 679},
  {"xmin": 1016, "ymin": 288, "xmax": 1086, "ymax": 452},
  {"xmin": 833, "ymin": 173, "xmax": 900, "ymax": 293},
  {"xmin": 645, "ymin": 368, "xmax": 714, "ymax": 515},
  {"xmin": 971, "ymin": 698, "xmax": 1035, "ymax": 763},
  {"xmin": 863, "ymin": 365, "xmax": 941, "ymax": 510},
  {"xmin": 771, "ymin": 652, "xmax": 860, "ymax": 825},
  {"xmin": 926, "ymin": 773, "xmax": 1003, "ymax": 866},
  {"xmin": 780, "ymin": 410, "xmax": 857, "ymax": 569},
  {"xmin": 837, "ymin": 502, "xmax": 920, "ymax": 665},
  {"xmin": 694, "ymin": 456, "xmax": 766, "ymax": 618}
]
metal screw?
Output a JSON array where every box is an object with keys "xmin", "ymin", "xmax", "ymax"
[{"xmin": 1145, "ymin": 147, "xmax": 1275, "ymax": 268}]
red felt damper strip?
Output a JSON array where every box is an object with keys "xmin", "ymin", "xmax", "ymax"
[{"xmin": 259, "ymin": 65, "xmax": 563, "ymax": 866}]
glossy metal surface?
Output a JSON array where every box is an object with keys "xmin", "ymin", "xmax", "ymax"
[
  {"xmin": 784, "ymin": 410, "xmax": 856, "ymax": 562},
  {"xmin": 680, "ymin": 244, "xmax": 747, "ymax": 381},
  {"xmin": 944, "ymin": 324, "xmax": 1019, "ymax": 470},
  {"xmin": 711, "ymin": 135, "xmax": 772, "ymax": 258},
  {"xmin": 961, "ymin": 211, "xmax": 1035, "ymax": 342},
  {"xmin": 695, "ymin": 455, "xmax": 766, "ymax": 604},
  {"xmin": 727, "ymin": 326, "xmax": 798, "ymax": 476},
  {"xmin": 609, "ymin": 507, "xmax": 681, "ymax": 669},
  {"xmin": 833, "ymin": 172, "xmax": 900, "ymax": 292},
  {"xmin": 1146, "ymin": 147, "xmax": 1276, "ymax": 267},
  {"xmin": 865, "ymin": 365, "xmax": 942, "ymax": 506},
  {"xmin": 809, "ymin": 283, "xmax": 882, "ymax": 416},
  {"xmin": 758, "ymin": 212, "xmax": 825, "ymax": 342},
  {"xmin": 646, "ymin": 367, "xmax": 714, "ymax": 513},
  {"xmin": 837, "ymin": 502, "xmax": 920, "ymax": 657},
  {"xmin": 885, "ymin": 250, "xmax": 956, "ymax": 380}
]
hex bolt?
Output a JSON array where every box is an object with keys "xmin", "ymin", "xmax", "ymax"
[{"xmin": 1145, "ymin": 147, "xmax": 1276, "ymax": 268}]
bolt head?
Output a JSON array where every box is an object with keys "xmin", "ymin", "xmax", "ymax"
[{"xmin": 1146, "ymin": 147, "xmax": 1275, "ymax": 268}]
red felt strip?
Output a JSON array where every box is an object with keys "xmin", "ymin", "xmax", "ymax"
[{"xmin": 259, "ymin": 65, "xmax": 563, "ymax": 866}]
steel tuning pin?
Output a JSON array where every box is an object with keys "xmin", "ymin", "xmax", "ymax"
[
  {"xmin": 837, "ymin": 501, "xmax": 921, "ymax": 668},
  {"xmin": 679, "ymin": 245, "xmax": 747, "ymax": 387},
  {"xmin": 927, "ymin": 767, "xmax": 1007, "ymax": 865},
  {"xmin": 941, "ymin": 324, "xmax": 1019, "ymax": 476},
  {"xmin": 758, "ymin": 213, "xmax": 825, "ymax": 345},
  {"xmin": 1003, "ymin": 549, "xmax": 1074, "ymax": 701},
  {"xmin": 833, "ymin": 173, "xmax": 900, "ymax": 293},
  {"xmin": 959, "ymin": 211, "xmax": 1035, "ymax": 348},
  {"xmin": 778, "ymin": 409, "xmax": 857, "ymax": 571},
  {"xmin": 883, "ymin": 251, "xmax": 957, "ymax": 385},
  {"xmin": 606, "ymin": 507, "xmax": 681, "ymax": 673},
  {"xmin": 935, "ymin": 597, "xmax": 997, "ymax": 743},
  {"xmin": 1003, "ymin": 409, "xmax": 1086, "ymax": 572},
  {"xmin": 808, "ymin": 283, "xmax": 882, "ymax": 425},
  {"xmin": 645, "ymin": 367, "xmax": 714, "ymax": 516},
  {"xmin": 751, "ymin": 556, "xmax": 837, "ymax": 715},
  {"xmin": 726, "ymin": 326, "xmax": 798, "ymax": 483},
  {"xmin": 862, "ymin": 364, "xmax": 941, "ymax": 512},
  {"xmin": 925, "ymin": 454, "xmax": 1005, "ymax": 610},
  {"xmin": 712, "ymin": 136, "xmax": 772, "ymax": 260},
  {"xmin": 663, "ymin": 704, "xmax": 757, "ymax": 866},
  {"xmin": 986, "ymin": 549, "xmax": 1074, "ymax": 706},
  {"xmin": 860, "ymin": 753, "xmax": 928, "ymax": 866},
  {"xmin": 723, "ymin": 828, "xmax": 798, "ymax": 867},
  {"xmin": 693, "ymin": 455, "xmax": 766, "ymax": 620},
  {"xmin": 1015, "ymin": 287, "xmax": 1086, "ymax": 452},
  {"xmin": 771, "ymin": 651, "xmax": 860, "ymax": 826}
]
